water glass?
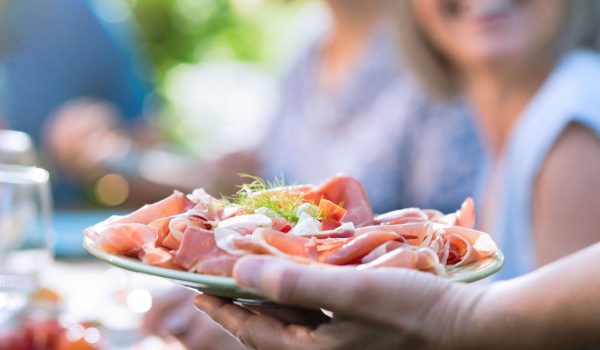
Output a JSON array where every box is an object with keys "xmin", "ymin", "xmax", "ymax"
[{"xmin": 0, "ymin": 164, "xmax": 52, "ymax": 324}]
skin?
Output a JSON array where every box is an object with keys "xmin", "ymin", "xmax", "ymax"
[
  {"xmin": 142, "ymin": 288, "xmax": 244, "ymax": 350},
  {"xmin": 411, "ymin": 0, "xmax": 600, "ymax": 267},
  {"xmin": 319, "ymin": 0, "xmax": 384, "ymax": 92},
  {"xmin": 192, "ymin": 1, "xmax": 600, "ymax": 348},
  {"xmin": 194, "ymin": 247, "xmax": 600, "ymax": 349},
  {"xmin": 142, "ymin": 1, "xmax": 388, "ymax": 347}
]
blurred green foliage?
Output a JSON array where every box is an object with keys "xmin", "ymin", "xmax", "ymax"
[
  {"xmin": 126, "ymin": 0, "xmax": 304, "ymax": 82},
  {"xmin": 122, "ymin": 0, "xmax": 312, "ymax": 152}
]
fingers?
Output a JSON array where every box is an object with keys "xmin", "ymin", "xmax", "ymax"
[
  {"xmin": 194, "ymin": 294, "xmax": 318, "ymax": 350},
  {"xmin": 233, "ymin": 255, "xmax": 454, "ymax": 329},
  {"xmin": 141, "ymin": 287, "xmax": 195, "ymax": 335},
  {"xmin": 241, "ymin": 303, "xmax": 330, "ymax": 327},
  {"xmin": 177, "ymin": 309, "xmax": 245, "ymax": 350}
]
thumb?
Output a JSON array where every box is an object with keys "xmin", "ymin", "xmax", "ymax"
[{"xmin": 233, "ymin": 255, "xmax": 459, "ymax": 329}]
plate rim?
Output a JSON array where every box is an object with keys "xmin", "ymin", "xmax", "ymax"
[{"xmin": 83, "ymin": 237, "xmax": 504, "ymax": 298}]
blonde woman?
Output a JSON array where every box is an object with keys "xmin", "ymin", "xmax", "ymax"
[
  {"xmin": 195, "ymin": 1, "xmax": 600, "ymax": 349},
  {"xmin": 395, "ymin": 0, "xmax": 600, "ymax": 279}
]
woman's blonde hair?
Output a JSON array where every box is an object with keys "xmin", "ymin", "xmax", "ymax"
[{"xmin": 394, "ymin": 0, "xmax": 600, "ymax": 99}]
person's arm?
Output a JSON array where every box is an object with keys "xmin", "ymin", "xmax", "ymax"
[
  {"xmin": 473, "ymin": 242, "xmax": 600, "ymax": 349},
  {"xmin": 195, "ymin": 243, "xmax": 600, "ymax": 350},
  {"xmin": 533, "ymin": 123, "xmax": 600, "ymax": 265}
]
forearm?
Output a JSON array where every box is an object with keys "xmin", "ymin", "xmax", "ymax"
[{"xmin": 472, "ymin": 243, "xmax": 600, "ymax": 349}]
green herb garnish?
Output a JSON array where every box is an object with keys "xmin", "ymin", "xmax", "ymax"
[{"xmin": 224, "ymin": 174, "xmax": 316, "ymax": 224}]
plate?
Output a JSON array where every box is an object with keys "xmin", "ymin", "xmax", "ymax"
[{"xmin": 84, "ymin": 238, "xmax": 504, "ymax": 303}]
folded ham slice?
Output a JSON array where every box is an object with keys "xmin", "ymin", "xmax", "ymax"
[
  {"xmin": 85, "ymin": 223, "xmax": 155, "ymax": 256},
  {"xmin": 174, "ymin": 226, "xmax": 238, "ymax": 276},
  {"xmin": 304, "ymin": 175, "xmax": 373, "ymax": 227}
]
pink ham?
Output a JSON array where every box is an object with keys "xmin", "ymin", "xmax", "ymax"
[
  {"xmin": 315, "ymin": 237, "xmax": 353, "ymax": 261},
  {"xmin": 442, "ymin": 226, "xmax": 497, "ymax": 266},
  {"xmin": 85, "ymin": 223, "xmax": 155, "ymax": 256},
  {"xmin": 322, "ymin": 231, "xmax": 402, "ymax": 265},
  {"xmin": 271, "ymin": 217, "xmax": 292, "ymax": 233},
  {"xmin": 194, "ymin": 254, "xmax": 238, "ymax": 276},
  {"xmin": 91, "ymin": 191, "xmax": 193, "ymax": 230},
  {"xmin": 360, "ymin": 240, "xmax": 404, "ymax": 263},
  {"xmin": 173, "ymin": 226, "xmax": 238, "ymax": 276},
  {"xmin": 374, "ymin": 208, "xmax": 429, "ymax": 225},
  {"xmin": 357, "ymin": 222, "xmax": 432, "ymax": 245},
  {"xmin": 231, "ymin": 228, "xmax": 319, "ymax": 261},
  {"xmin": 455, "ymin": 197, "xmax": 475, "ymax": 229},
  {"xmin": 149, "ymin": 213, "xmax": 211, "ymax": 251},
  {"xmin": 359, "ymin": 247, "xmax": 441, "ymax": 272},
  {"xmin": 148, "ymin": 217, "xmax": 178, "ymax": 250},
  {"xmin": 142, "ymin": 246, "xmax": 182, "ymax": 270},
  {"xmin": 304, "ymin": 175, "xmax": 373, "ymax": 227}
]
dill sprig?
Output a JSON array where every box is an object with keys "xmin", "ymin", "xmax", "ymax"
[{"xmin": 225, "ymin": 174, "xmax": 308, "ymax": 223}]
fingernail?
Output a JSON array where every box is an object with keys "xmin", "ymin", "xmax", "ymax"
[{"xmin": 234, "ymin": 256, "xmax": 267, "ymax": 289}]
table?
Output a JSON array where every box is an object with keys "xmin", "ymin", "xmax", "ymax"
[{"xmin": 36, "ymin": 211, "xmax": 185, "ymax": 349}]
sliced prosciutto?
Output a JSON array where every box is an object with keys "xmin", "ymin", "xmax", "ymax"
[
  {"xmin": 84, "ymin": 175, "xmax": 498, "ymax": 279},
  {"xmin": 174, "ymin": 226, "xmax": 238, "ymax": 276},
  {"xmin": 84, "ymin": 223, "xmax": 155, "ymax": 256},
  {"xmin": 304, "ymin": 175, "xmax": 373, "ymax": 227},
  {"xmin": 323, "ymin": 231, "xmax": 403, "ymax": 265}
]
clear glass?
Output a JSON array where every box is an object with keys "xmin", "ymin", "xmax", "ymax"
[
  {"xmin": 0, "ymin": 130, "xmax": 36, "ymax": 166},
  {"xmin": 0, "ymin": 164, "xmax": 52, "ymax": 325}
]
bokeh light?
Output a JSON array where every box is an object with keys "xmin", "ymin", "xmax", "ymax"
[
  {"xmin": 94, "ymin": 173, "xmax": 130, "ymax": 206},
  {"xmin": 126, "ymin": 288, "xmax": 152, "ymax": 313}
]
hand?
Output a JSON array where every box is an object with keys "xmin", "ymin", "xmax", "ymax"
[
  {"xmin": 194, "ymin": 256, "xmax": 487, "ymax": 350},
  {"xmin": 43, "ymin": 98, "xmax": 132, "ymax": 178},
  {"xmin": 142, "ymin": 287, "xmax": 244, "ymax": 350}
]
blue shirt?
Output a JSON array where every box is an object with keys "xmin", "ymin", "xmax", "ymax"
[
  {"xmin": 261, "ymin": 29, "xmax": 484, "ymax": 213},
  {"xmin": 491, "ymin": 50, "xmax": 600, "ymax": 280},
  {"xmin": 0, "ymin": 0, "xmax": 149, "ymax": 143}
]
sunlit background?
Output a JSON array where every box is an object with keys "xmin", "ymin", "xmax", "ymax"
[
  {"xmin": 0, "ymin": 0, "xmax": 330, "ymax": 348},
  {"xmin": 87, "ymin": 0, "xmax": 327, "ymax": 207}
]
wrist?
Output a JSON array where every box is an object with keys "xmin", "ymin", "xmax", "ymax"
[
  {"xmin": 465, "ymin": 279, "xmax": 543, "ymax": 350},
  {"xmin": 433, "ymin": 282, "xmax": 490, "ymax": 350}
]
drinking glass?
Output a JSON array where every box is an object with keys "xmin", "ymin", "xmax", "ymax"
[
  {"xmin": 0, "ymin": 164, "xmax": 52, "ymax": 325},
  {"xmin": 0, "ymin": 130, "xmax": 36, "ymax": 166}
]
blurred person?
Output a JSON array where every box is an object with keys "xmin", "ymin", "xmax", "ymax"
[
  {"xmin": 259, "ymin": 0, "xmax": 482, "ymax": 215},
  {"xmin": 192, "ymin": 0, "xmax": 600, "ymax": 349},
  {"xmin": 0, "ymin": 0, "xmax": 155, "ymax": 205},
  {"xmin": 393, "ymin": 0, "xmax": 600, "ymax": 279},
  {"xmin": 144, "ymin": 0, "xmax": 485, "ymax": 348}
]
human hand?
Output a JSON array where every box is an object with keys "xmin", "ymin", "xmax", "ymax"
[
  {"xmin": 194, "ymin": 255, "xmax": 487, "ymax": 350},
  {"xmin": 43, "ymin": 98, "xmax": 132, "ymax": 178},
  {"xmin": 142, "ymin": 287, "xmax": 244, "ymax": 350}
]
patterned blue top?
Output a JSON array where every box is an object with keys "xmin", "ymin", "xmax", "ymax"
[
  {"xmin": 491, "ymin": 50, "xmax": 600, "ymax": 280},
  {"xmin": 261, "ymin": 29, "xmax": 484, "ymax": 213}
]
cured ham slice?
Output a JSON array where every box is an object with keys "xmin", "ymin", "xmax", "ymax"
[
  {"xmin": 323, "ymin": 231, "xmax": 402, "ymax": 265},
  {"xmin": 85, "ymin": 223, "xmax": 155, "ymax": 256},
  {"xmin": 173, "ymin": 226, "xmax": 237, "ymax": 276},
  {"xmin": 108, "ymin": 191, "xmax": 193, "ymax": 226},
  {"xmin": 304, "ymin": 176, "xmax": 373, "ymax": 227},
  {"xmin": 224, "ymin": 229, "xmax": 319, "ymax": 261},
  {"xmin": 357, "ymin": 223, "xmax": 432, "ymax": 245},
  {"xmin": 441, "ymin": 226, "xmax": 497, "ymax": 266},
  {"xmin": 360, "ymin": 241, "xmax": 403, "ymax": 263},
  {"xmin": 373, "ymin": 208, "xmax": 429, "ymax": 225},
  {"xmin": 149, "ymin": 214, "xmax": 210, "ymax": 250},
  {"xmin": 359, "ymin": 247, "xmax": 443, "ymax": 274},
  {"xmin": 142, "ymin": 246, "xmax": 183, "ymax": 270}
]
